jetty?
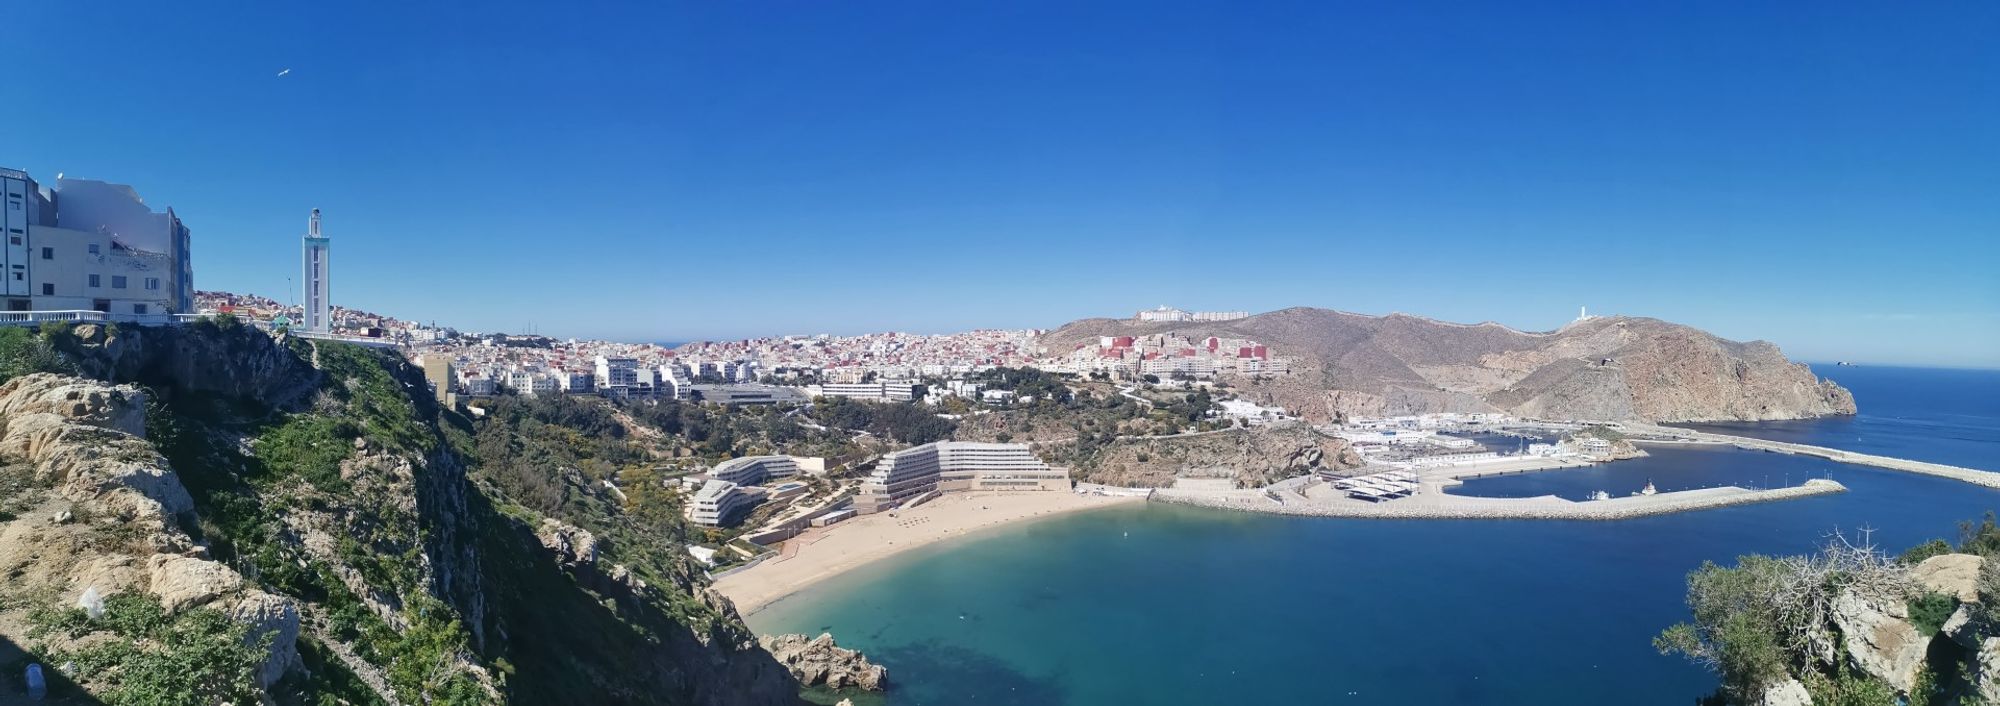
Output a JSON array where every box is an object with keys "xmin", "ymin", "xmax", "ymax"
[
  {"xmin": 1629, "ymin": 425, "xmax": 2000, "ymax": 489},
  {"xmin": 1152, "ymin": 478, "xmax": 1847, "ymax": 521}
]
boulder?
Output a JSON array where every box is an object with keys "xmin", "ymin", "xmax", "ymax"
[
  {"xmin": 1945, "ymin": 604, "xmax": 1983, "ymax": 650},
  {"xmin": 1831, "ymin": 590, "xmax": 1925, "ymax": 693},
  {"xmin": 147, "ymin": 554, "xmax": 243, "ymax": 613},
  {"xmin": 759, "ymin": 633, "xmax": 887, "ymax": 691},
  {"xmin": 0, "ymin": 374, "xmax": 147, "ymax": 436},
  {"xmin": 229, "ymin": 591, "xmax": 302, "ymax": 687},
  {"xmin": 1912, "ymin": 553, "xmax": 1983, "ymax": 602},
  {"xmin": 537, "ymin": 519, "xmax": 598, "ymax": 568},
  {"xmin": 1758, "ymin": 677, "xmax": 1812, "ymax": 706}
]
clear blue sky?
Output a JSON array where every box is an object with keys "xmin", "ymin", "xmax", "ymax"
[{"xmin": 4, "ymin": 1, "xmax": 1995, "ymax": 367}]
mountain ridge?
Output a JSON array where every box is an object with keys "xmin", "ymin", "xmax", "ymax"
[{"xmin": 1039, "ymin": 308, "xmax": 1856, "ymax": 424}]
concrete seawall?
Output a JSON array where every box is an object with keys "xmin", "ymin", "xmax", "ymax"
[
  {"xmin": 1151, "ymin": 479, "xmax": 1848, "ymax": 521},
  {"xmin": 1634, "ymin": 427, "xmax": 2000, "ymax": 489}
]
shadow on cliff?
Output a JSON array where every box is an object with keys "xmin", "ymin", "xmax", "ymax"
[
  {"xmin": 464, "ymin": 484, "xmax": 803, "ymax": 705},
  {"xmin": 0, "ymin": 633, "xmax": 104, "ymax": 706}
]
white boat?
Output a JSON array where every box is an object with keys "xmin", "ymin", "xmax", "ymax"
[
  {"xmin": 1633, "ymin": 481, "xmax": 1658, "ymax": 496},
  {"xmin": 1587, "ymin": 490, "xmax": 1610, "ymax": 501}
]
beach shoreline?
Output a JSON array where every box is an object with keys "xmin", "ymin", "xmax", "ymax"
[{"xmin": 715, "ymin": 491, "xmax": 1144, "ymax": 616}]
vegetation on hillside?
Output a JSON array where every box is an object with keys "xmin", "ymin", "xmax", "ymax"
[{"xmin": 1658, "ymin": 517, "xmax": 2000, "ymax": 705}]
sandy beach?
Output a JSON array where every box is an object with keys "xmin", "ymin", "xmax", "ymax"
[{"xmin": 715, "ymin": 491, "xmax": 1144, "ymax": 615}]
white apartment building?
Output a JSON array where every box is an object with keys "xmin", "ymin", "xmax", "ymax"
[
  {"xmin": 1140, "ymin": 357, "xmax": 1218, "ymax": 379},
  {"xmin": 0, "ymin": 169, "xmax": 194, "ymax": 317},
  {"xmin": 855, "ymin": 442, "xmax": 1068, "ymax": 513},
  {"xmin": 687, "ymin": 479, "xmax": 766, "ymax": 528},
  {"xmin": 596, "ymin": 356, "xmax": 639, "ymax": 388},
  {"xmin": 817, "ymin": 381, "xmax": 922, "ymax": 403},
  {"xmin": 657, "ymin": 364, "xmax": 691, "ymax": 400},
  {"xmin": 710, "ymin": 455, "xmax": 799, "ymax": 487},
  {"xmin": 557, "ymin": 371, "xmax": 594, "ymax": 393}
]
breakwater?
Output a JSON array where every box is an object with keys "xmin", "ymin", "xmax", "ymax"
[{"xmin": 1150, "ymin": 479, "xmax": 1847, "ymax": 521}]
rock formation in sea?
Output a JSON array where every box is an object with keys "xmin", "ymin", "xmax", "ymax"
[{"xmin": 759, "ymin": 632, "xmax": 889, "ymax": 691}]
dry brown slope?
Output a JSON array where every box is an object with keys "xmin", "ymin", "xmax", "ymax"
[{"xmin": 1039, "ymin": 309, "xmax": 1854, "ymax": 423}]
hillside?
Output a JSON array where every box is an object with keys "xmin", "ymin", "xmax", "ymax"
[
  {"xmin": 0, "ymin": 320, "xmax": 806, "ymax": 705},
  {"xmin": 1040, "ymin": 308, "xmax": 1856, "ymax": 424}
]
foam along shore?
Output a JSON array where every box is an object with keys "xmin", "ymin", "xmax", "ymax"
[
  {"xmin": 1151, "ymin": 478, "xmax": 1847, "ymax": 520},
  {"xmin": 714, "ymin": 491, "xmax": 1143, "ymax": 615}
]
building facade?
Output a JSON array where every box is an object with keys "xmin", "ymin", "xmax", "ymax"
[
  {"xmin": 710, "ymin": 455, "xmax": 799, "ymax": 486},
  {"xmin": 854, "ymin": 441, "xmax": 1069, "ymax": 513},
  {"xmin": 688, "ymin": 479, "xmax": 765, "ymax": 528},
  {"xmin": 0, "ymin": 169, "xmax": 194, "ymax": 316}
]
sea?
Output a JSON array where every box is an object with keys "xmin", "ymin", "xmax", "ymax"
[{"xmin": 747, "ymin": 365, "xmax": 2000, "ymax": 705}]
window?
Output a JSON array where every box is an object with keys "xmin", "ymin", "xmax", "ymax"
[
  {"xmin": 112, "ymin": 275, "xmax": 127, "ymax": 289},
  {"xmin": 40, "ymin": 247, "xmax": 51, "ymax": 260},
  {"xmin": 41, "ymin": 283, "xmax": 53, "ymax": 296},
  {"xmin": 91, "ymin": 299, "xmax": 109, "ymax": 313},
  {"xmin": 88, "ymin": 244, "xmax": 99, "ymax": 255},
  {"xmin": 9, "ymin": 236, "xmax": 19, "ymax": 245},
  {"xmin": 88, "ymin": 274, "xmax": 99, "ymax": 287},
  {"xmin": 134, "ymin": 304, "xmax": 148, "ymax": 315},
  {"xmin": 145, "ymin": 277, "xmax": 160, "ymax": 290}
]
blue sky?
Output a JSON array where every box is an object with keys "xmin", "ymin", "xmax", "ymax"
[{"xmin": 4, "ymin": 1, "xmax": 1995, "ymax": 366}]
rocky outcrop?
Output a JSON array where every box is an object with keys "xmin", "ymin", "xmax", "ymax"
[
  {"xmin": 1981, "ymin": 638, "xmax": 2000, "ymax": 704},
  {"xmin": 1758, "ymin": 677, "xmax": 1812, "ymax": 706},
  {"xmin": 1831, "ymin": 590, "xmax": 1926, "ymax": 693},
  {"xmin": 1912, "ymin": 553, "xmax": 1983, "ymax": 602},
  {"xmin": 0, "ymin": 373, "xmax": 302, "ymax": 689},
  {"xmin": 57, "ymin": 320, "xmax": 322, "ymax": 410},
  {"xmin": 759, "ymin": 633, "xmax": 888, "ymax": 691},
  {"xmin": 537, "ymin": 518, "xmax": 600, "ymax": 568},
  {"xmin": 1040, "ymin": 309, "xmax": 1855, "ymax": 423}
]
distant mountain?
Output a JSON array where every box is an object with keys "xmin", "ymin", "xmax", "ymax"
[{"xmin": 1040, "ymin": 308, "xmax": 1856, "ymax": 423}]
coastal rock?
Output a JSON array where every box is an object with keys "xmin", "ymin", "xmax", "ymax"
[
  {"xmin": 1831, "ymin": 589, "xmax": 1925, "ymax": 693},
  {"xmin": 1758, "ymin": 677, "xmax": 1812, "ymax": 706},
  {"xmin": 147, "ymin": 554, "xmax": 243, "ymax": 613},
  {"xmin": 759, "ymin": 633, "xmax": 888, "ymax": 691},
  {"xmin": 1944, "ymin": 604, "xmax": 1983, "ymax": 650},
  {"xmin": 537, "ymin": 519, "xmax": 598, "ymax": 568},
  {"xmin": 1912, "ymin": 553, "xmax": 1983, "ymax": 602},
  {"xmin": 229, "ymin": 591, "xmax": 302, "ymax": 687}
]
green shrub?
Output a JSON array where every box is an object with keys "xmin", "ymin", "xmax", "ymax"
[
  {"xmin": 1901, "ymin": 538, "xmax": 1952, "ymax": 564},
  {"xmin": 29, "ymin": 593, "xmax": 268, "ymax": 706}
]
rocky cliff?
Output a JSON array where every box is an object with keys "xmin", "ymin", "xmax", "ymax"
[
  {"xmin": 1041, "ymin": 309, "xmax": 1856, "ymax": 424},
  {"xmin": 1058, "ymin": 423, "xmax": 1363, "ymax": 488},
  {"xmin": 0, "ymin": 320, "xmax": 809, "ymax": 705}
]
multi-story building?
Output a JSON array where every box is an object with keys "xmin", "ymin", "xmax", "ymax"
[
  {"xmin": 419, "ymin": 355, "xmax": 455, "ymax": 404},
  {"xmin": 709, "ymin": 455, "xmax": 799, "ymax": 486},
  {"xmin": 855, "ymin": 442, "xmax": 1068, "ymax": 513},
  {"xmin": 688, "ymin": 479, "xmax": 766, "ymax": 528},
  {"xmin": 0, "ymin": 169, "xmax": 194, "ymax": 316},
  {"xmin": 596, "ymin": 356, "xmax": 639, "ymax": 388}
]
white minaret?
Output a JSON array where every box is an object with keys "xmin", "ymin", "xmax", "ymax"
[{"xmin": 302, "ymin": 209, "xmax": 331, "ymax": 333}]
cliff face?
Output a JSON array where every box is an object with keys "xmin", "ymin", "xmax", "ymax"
[
  {"xmin": 0, "ymin": 322, "xmax": 802, "ymax": 705},
  {"xmin": 1041, "ymin": 309, "xmax": 1856, "ymax": 424}
]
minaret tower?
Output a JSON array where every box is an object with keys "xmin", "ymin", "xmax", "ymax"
[{"xmin": 302, "ymin": 209, "xmax": 331, "ymax": 333}]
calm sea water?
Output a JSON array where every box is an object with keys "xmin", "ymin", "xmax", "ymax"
[{"xmin": 750, "ymin": 366, "xmax": 2000, "ymax": 705}]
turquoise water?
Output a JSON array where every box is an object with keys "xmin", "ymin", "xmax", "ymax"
[{"xmin": 750, "ymin": 367, "xmax": 2000, "ymax": 705}]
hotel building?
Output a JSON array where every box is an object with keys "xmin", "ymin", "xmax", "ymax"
[
  {"xmin": 710, "ymin": 455, "xmax": 799, "ymax": 486},
  {"xmin": 688, "ymin": 479, "xmax": 767, "ymax": 528},
  {"xmin": 854, "ymin": 441, "xmax": 1069, "ymax": 513}
]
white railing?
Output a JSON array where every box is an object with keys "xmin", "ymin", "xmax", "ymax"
[
  {"xmin": 289, "ymin": 329, "xmax": 401, "ymax": 349},
  {"xmin": 0, "ymin": 310, "xmax": 183, "ymax": 326}
]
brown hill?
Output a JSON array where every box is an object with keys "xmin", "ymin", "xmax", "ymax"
[{"xmin": 1039, "ymin": 308, "xmax": 1855, "ymax": 424}]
